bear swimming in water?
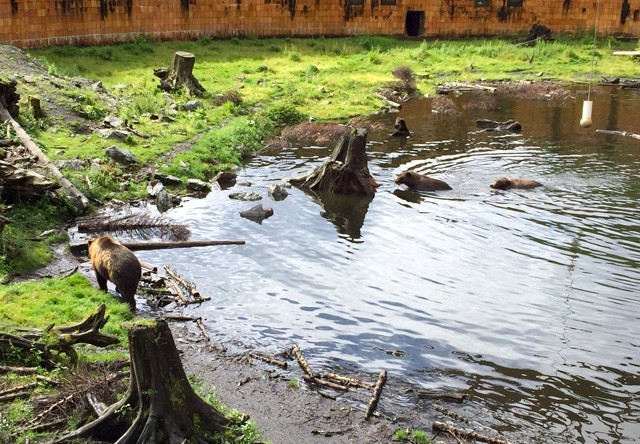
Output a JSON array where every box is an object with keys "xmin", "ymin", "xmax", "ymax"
[
  {"xmin": 490, "ymin": 177, "xmax": 542, "ymax": 190},
  {"xmin": 395, "ymin": 170, "xmax": 452, "ymax": 191},
  {"xmin": 88, "ymin": 235, "xmax": 141, "ymax": 310}
]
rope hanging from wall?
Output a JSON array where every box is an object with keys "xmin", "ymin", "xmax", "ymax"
[{"xmin": 580, "ymin": 0, "xmax": 600, "ymax": 128}]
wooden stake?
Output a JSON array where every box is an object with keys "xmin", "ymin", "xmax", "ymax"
[{"xmin": 364, "ymin": 369, "xmax": 387, "ymax": 420}]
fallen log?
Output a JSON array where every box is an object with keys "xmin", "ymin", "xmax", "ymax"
[
  {"xmin": 321, "ymin": 372, "xmax": 375, "ymax": 389},
  {"xmin": 0, "ymin": 103, "xmax": 90, "ymax": 214},
  {"xmin": 595, "ymin": 129, "xmax": 640, "ymax": 141},
  {"xmin": 303, "ymin": 375, "xmax": 362, "ymax": 394},
  {"xmin": 249, "ymin": 352, "xmax": 288, "ymax": 369},
  {"xmin": 432, "ymin": 421, "xmax": 512, "ymax": 444}
]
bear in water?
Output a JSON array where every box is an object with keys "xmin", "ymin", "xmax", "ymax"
[
  {"xmin": 395, "ymin": 170, "xmax": 452, "ymax": 191},
  {"xmin": 392, "ymin": 118, "xmax": 411, "ymax": 137},
  {"xmin": 88, "ymin": 235, "xmax": 141, "ymax": 310},
  {"xmin": 490, "ymin": 177, "xmax": 542, "ymax": 190}
]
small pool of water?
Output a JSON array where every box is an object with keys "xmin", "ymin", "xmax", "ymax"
[{"xmin": 135, "ymin": 89, "xmax": 640, "ymax": 443}]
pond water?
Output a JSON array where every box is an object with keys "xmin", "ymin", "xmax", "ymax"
[{"xmin": 135, "ymin": 88, "xmax": 640, "ymax": 443}]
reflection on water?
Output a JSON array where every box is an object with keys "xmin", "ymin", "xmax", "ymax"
[{"xmin": 136, "ymin": 89, "xmax": 640, "ymax": 443}]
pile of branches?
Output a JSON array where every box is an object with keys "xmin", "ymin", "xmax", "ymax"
[
  {"xmin": 139, "ymin": 264, "xmax": 212, "ymax": 310},
  {"xmin": 76, "ymin": 212, "xmax": 191, "ymax": 242}
]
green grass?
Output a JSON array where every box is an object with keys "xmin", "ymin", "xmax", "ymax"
[{"xmin": 0, "ymin": 273, "xmax": 133, "ymax": 352}]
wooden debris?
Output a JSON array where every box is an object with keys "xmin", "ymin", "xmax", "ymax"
[
  {"xmin": 292, "ymin": 344, "xmax": 316, "ymax": 379},
  {"xmin": 165, "ymin": 266, "xmax": 201, "ymax": 299},
  {"xmin": 595, "ymin": 129, "xmax": 640, "ymax": 141},
  {"xmin": 0, "ymin": 365, "xmax": 37, "ymax": 374},
  {"xmin": 364, "ymin": 369, "xmax": 387, "ymax": 420},
  {"xmin": 375, "ymin": 93, "xmax": 401, "ymax": 109},
  {"xmin": 155, "ymin": 51, "xmax": 206, "ymax": 97},
  {"xmin": 77, "ymin": 213, "xmax": 190, "ymax": 241},
  {"xmin": 0, "ymin": 101, "xmax": 90, "ymax": 214},
  {"xmin": 436, "ymin": 82, "xmax": 496, "ymax": 94},
  {"xmin": 249, "ymin": 352, "xmax": 288, "ymax": 369},
  {"xmin": 303, "ymin": 375, "xmax": 362, "ymax": 394},
  {"xmin": 0, "ymin": 391, "xmax": 31, "ymax": 402},
  {"xmin": 195, "ymin": 318, "xmax": 209, "ymax": 341},
  {"xmin": 433, "ymin": 421, "xmax": 512, "ymax": 444},
  {"xmin": 321, "ymin": 372, "xmax": 374, "ymax": 389}
]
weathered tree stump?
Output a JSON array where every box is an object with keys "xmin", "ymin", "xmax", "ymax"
[
  {"xmin": 53, "ymin": 320, "xmax": 229, "ymax": 443},
  {"xmin": 155, "ymin": 51, "xmax": 206, "ymax": 97},
  {"xmin": 290, "ymin": 127, "xmax": 379, "ymax": 194},
  {"xmin": 29, "ymin": 96, "xmax": 46, "ymax": 119},
  {"xmin": 0, "ymin": 78, "xmax": 19, "ymax": 118}
]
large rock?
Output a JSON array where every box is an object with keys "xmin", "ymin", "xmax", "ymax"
[
  {"xmin": 186, "ymin": 179, "xmax": 211, "ymax": 193},
  {"xmin": 240, "ymin": 204, "xmax": 274, "ymax": 223},
  {"xmin": 229, "ymin": 191, "xmax": 262, "ymax": 201},
  {"xmin": 106, "ymin": 145, "xmax": 139, "ymax": 166}
]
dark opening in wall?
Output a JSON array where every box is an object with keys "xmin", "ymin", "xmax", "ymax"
[
  {"xmin": 10, "ymin": 0, "xmax": 18, "ymax": 14},
  {"xmin": 380, "ymin": 0, "xmax": 396, "ymax": 4},
  {"xmin": 507, "ymin": 0, "xmax": 522, "ymax": 6},
  {"xmin": 621, "ymin": 0, "xmax": 631, "ymax": 24},
  {"xmin": 405, "ymin": 11, "xmax": 425, "ymax": 37}
]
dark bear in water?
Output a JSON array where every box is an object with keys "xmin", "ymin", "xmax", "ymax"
[
  {"xmin": 392, "ymin": 118, "xmax": 411, "ymax": 137},
  {"xmin": 88, "ymin": 235, "xmax": 141, "ymax": 310},
  {"xmin": 395, "ymin": 170, "xmax": 452, "ymax": 191},
  {"xmin": 490, "ymin": 177, "xmax": 542, "ymax": 190}
]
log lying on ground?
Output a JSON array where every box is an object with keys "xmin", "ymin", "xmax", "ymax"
[
  {"xmin": 289, "ymin": 127, "xmax": 379, "ymax": 194},
  {"xmin": 155, "ymin": 51, "xmax": 206, "ymax": 97},
  {"xmin": 52, "ymin": 320, "xmax": 229, "ymax": 444},
  {"xmin": 0, "ymin": 102, "xmax": 90, "ymax": 214}
]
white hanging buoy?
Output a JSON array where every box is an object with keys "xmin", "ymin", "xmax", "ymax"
[{"xmin": 580, "ymin": 100, "xmax": 593, "ymax": 128}]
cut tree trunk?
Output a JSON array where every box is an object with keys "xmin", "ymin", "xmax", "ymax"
[
  {"xmin": 53, "ymin": 320, "xmax": 229, "ymax": 444},
  {"xmin": 289, "ymin": 127, "xmax": 379, "ymax": 194},
  {"xmin": 156, "ymin": 52, "xmax": 206, "ymax": 97}
]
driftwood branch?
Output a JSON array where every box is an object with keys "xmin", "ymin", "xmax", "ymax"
[
  {"xmin": 595, "ymin": 129, "xmax": 640, "ymax": 140},
  {"xmin": 364, "ymin": 369, "xmax": 387, "ymax": 420},
  {"xmin": 292, "ymin": 344, "xmax": 316, "ymax": 379},
  {"xmin": 432, "ymin": 421, "xmax": 512, "ymax": 444},
  {"xmin": 0, "ymin": 102, "xmax": 90, "ymax": 214},
  {"xmin": 248, "ymin": 352, "xmax": 288, "ymax": 369}
]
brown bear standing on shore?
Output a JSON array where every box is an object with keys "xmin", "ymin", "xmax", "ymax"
[
  {"xmin": 395, "ymin": 170, "xmax": 452, "ymax": 191},
  {"xmin": 490, "ymin": 177, "xmax": 543, "ymax": 190},
  {"xmin": 88, "ymin": 235, "xmax": 141, "ymax": 310}
]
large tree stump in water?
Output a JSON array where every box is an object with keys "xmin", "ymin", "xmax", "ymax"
[
  {"xmin": 53, "ymin": 320, "xmax": 229, "ymax": 443},
  {"xmin": 156, "ymin": 51, "xmax": 206, "ymax": 97},
  {"xmin": 290, "ymin": 127, "xmax": 379, "ymax": 194}
]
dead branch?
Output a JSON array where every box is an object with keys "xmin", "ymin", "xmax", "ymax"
[
  {"xmin": 195, "ymin": 318, "xmax": 210, "ymax": 341},
  {"xmin": 364, "ymin": 370, "xmax": 387, "ymax": 420},
  {"xmin": 321, "ymin": 372, "xmax": 375, "ymax": 389},
  {"xmin": 249, "ymin": 352, "xmax": 288, "ymax": 369},
  {"xmin": 165, "ymin": 266, "xmax": 201, "ymax": 299},
  {"xmin": 595, "ymin": 129, "xmax": 640, "ymax": 141},
  {"xmin": 302, "ymin": 375, "xmax": 362, "ymax": 394},
  {"xmin": 292, "ymin": 344, "xmax": 316, "ymax": 378},
  {"xmin": 0, "ymin": 365, "xmax": 37, "ymax": 374},
  {"xmin": 77, "ymin": 213, "xmax": 190, "ymax": 241},
  {"xmin": 0, "ymin": 391, "xmax": 31, "ymax": 402},
  {"xmin": 0, "ymin": 382, "xmax": 38, "ymax": 397},
  {"xmin": 432, "ymin": 421, "xmax": 512, "ymax": 444}
]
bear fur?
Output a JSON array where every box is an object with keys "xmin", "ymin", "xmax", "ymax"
[
  {"xmin": 395, "ymin": 170, "xmax": 452, "ymax": 191},
  {"xmin": 88, "ymin": 235, "xmax": 141, "ymax": 310},
  {"xmin": 490, "ymin": 177, "xmax": 542, "ymax": 190}
]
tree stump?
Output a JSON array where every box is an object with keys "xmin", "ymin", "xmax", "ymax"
[
  {"xmin": 290, "ymin": 127, "xmax": 379, "ymax": 194},
  {"xmin": 53, "ymin": 320, "xmax": 229, "ymax": 443},
  {"xmin": 155, "ymin": 52, "xmax": 206, "ymax": 97}
]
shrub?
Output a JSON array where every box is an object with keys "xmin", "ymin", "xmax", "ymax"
[
  {"xmin": 261, "ymin": 102, "xmax": 307, "ymax": 126},
  {"xmin": 392, "ymin": 66, "xmax": 417, "ymax": 92}
]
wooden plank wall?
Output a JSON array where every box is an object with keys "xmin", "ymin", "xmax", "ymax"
[{"xmin": 0, "ymin": 0, "xmax": 638, "ymax": 48}]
